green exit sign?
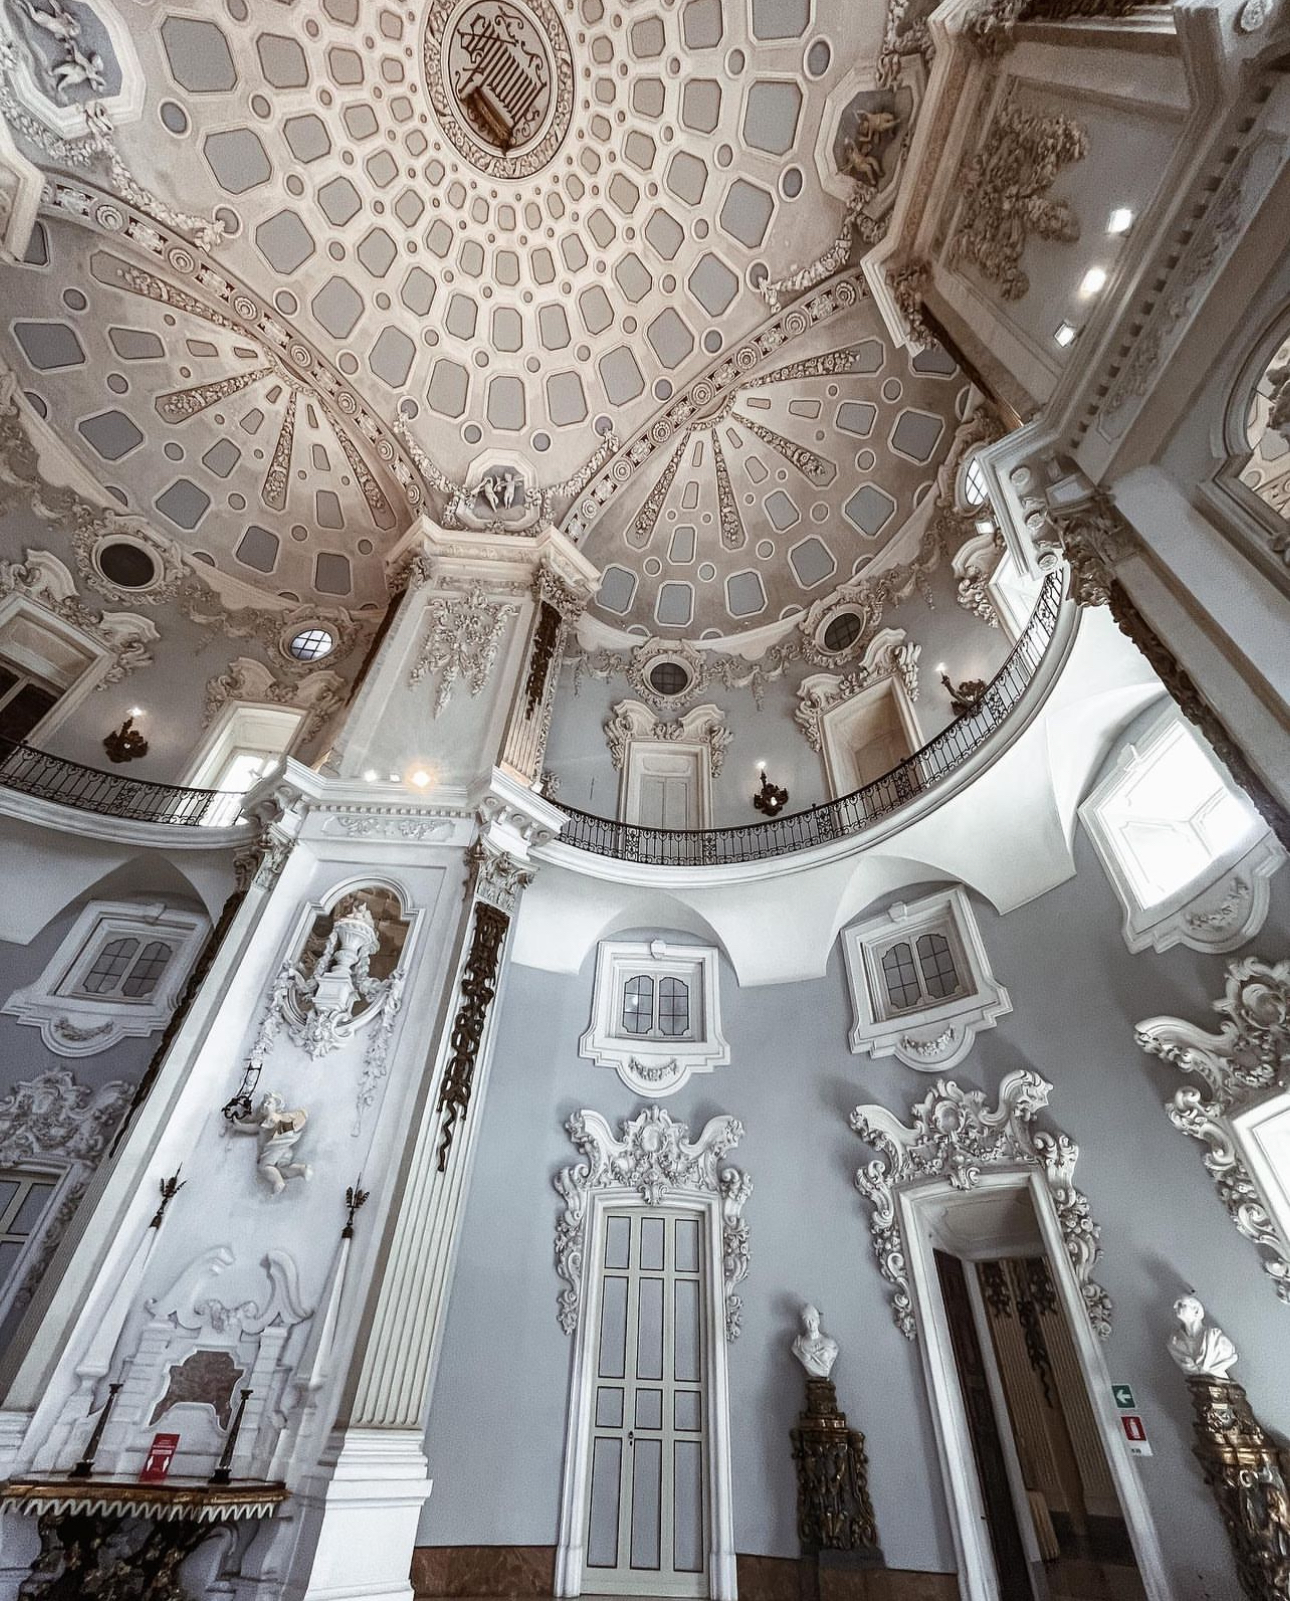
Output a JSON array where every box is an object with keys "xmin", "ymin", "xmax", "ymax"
[{"xmin": 1112, "ymin": 1383, "xmax": 1136, "ymax": 1410}]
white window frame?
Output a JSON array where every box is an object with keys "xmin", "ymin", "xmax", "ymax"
[
  {"xmin": 182, "ymin": 702, "xmax": 305, "ymax": 791},
  {"xmin": 581, "ymin": 940, "xmax": 729, "ymax": 1097},
  {"xmin": 3, "ymin": 898, "xmax": 207, "ymax": 1056},
  {"xmin": 1079, "ymin": 704, "xmax": 1283, "ymax": 955},
  {"xmin": 0, "ymin": 1162, "xmax": 63, "ymax": 1327},
  {"xmin": 0, "ymin": 594, "xmax": 102, "ymax": 741},
  {"xmin": 842, "ymin": 887, "xmax": 1011, "ymax": 1071}
]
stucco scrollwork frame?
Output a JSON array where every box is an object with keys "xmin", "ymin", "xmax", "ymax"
[
  {"xmin": 850, "ymin": 1070, "xmax": 1112, "ymax": 1341},
  {"xmin": 553, "ymin": 1106, "xmax": 751, "ymax": 1342},
  {"xmin": 1137, "ymin": 956, "xmax": 1290, "ymax": 1306}
]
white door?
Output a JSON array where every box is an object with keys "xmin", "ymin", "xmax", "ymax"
[
  {"xmin": 624, "ymin": 745, "xmax": 704, "ymax": 829},
  {"xmin": 584, "ymin": 1209, "xmax": 708, "ymax": 1596}
]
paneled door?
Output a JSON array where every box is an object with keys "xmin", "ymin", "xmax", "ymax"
[
  {"xmin": 584, "ymin": 1209, "xmax": 708, "ymax": 1596},
  {"xmin": 624, "ymin": 746, "xmax": 704, "ymax": 830}
]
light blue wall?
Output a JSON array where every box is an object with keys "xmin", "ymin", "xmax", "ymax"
[
  {"xmin": 422, "ymin": 827, "xmax": 1290, "ymax": 1590},
  {"xmin": 546, "ymin": 540, "xmax": 1010, "ymax": 828}
]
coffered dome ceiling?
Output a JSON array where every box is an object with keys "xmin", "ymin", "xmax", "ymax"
[{"xmin": 0, "ymin": 0, "xmax": 954, "ymax": 635}]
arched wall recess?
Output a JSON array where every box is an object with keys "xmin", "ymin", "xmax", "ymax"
[
  {"xmin": 850, "ymin": 1070, "xmax": 1112, "ymax": 1342},
  {"xmin": 1136, "ymin": 954, "xmax": 1290, "ymax": 1306}
]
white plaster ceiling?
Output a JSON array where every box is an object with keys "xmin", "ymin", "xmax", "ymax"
[{"xmin": 0, "ymin": 0, "xmax": 964, "ymax": 633}]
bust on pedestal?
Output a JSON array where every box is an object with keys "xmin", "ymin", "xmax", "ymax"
[
  {"xmin": 788, "ymin": 1303, "xmax": 882, "ymax": 1597},
  {"xmin": 1166, "ymin": 1294, "xmax": 1290, "ymax": 1601}
]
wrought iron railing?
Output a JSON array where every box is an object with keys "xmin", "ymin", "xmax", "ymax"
[
  {"xmin": 557, "ymin": 570, "xmax": 1066, "ymax": 867},
  {"xmin": 0, "ymin": 735, "xmax": 246, "ymax": 828}
]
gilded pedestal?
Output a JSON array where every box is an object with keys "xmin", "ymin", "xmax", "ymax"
[
  {"xmin": 790, "ymin": 1376, "xmax": 881, "ymax": 1579},
  {"xmin": 1186, "ymin": 1377, "xmax": 1290, "ymax": 1600}
]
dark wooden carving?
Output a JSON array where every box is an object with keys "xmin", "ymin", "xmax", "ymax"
[
  {"xmin": 523, "ymin": 601, "xmax": 561, "ymax": 719},
  {"xmin": 790, "ymin": 1378, "xmax": 879, "ymax": 1555},
  {"xmin": 19, "ymin": 1512, "xmax": 216, "ymax": 1601},
  {"xmin": 436, "ymin": 903, "xmax": 509, "ymax": 1171},
  {"xmin": 1186, "ymin": 1376, "xmax": 1290, "ymax": 1601}
]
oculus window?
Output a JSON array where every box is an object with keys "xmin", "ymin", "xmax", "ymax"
[
  {"xmin": 581, "ymin": 938, "xmax": 727, "ymax": 1096},
  {"xmin": 1081, "ymin": 706, "xmax": 1283, "ymax": 954}
]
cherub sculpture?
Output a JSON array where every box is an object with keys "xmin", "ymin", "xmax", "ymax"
[{"xmin": 230, "ymin": 1091, "xmax": 312, "ymax": 1195}]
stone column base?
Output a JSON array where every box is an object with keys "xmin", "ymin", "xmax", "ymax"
[{"xmin": 285, "ymin": 1428, "xmax": 433, "ymax": 1601}]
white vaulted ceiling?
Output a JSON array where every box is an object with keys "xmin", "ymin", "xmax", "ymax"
[{"xmin": 0, "ymin": 0, "xmax": 955, "ymax": 633}]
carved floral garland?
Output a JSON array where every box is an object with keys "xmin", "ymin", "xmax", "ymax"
[
  {"xmin": 409, "ymin": 582, "xmax": 519, "ymax": 716},
  {"xmin": 850, "ymin": 1070, "xmax": 1112, "ymax": 1340},
  {"xmin": 554, "ymin": 1107, "xmax": 752, "ymax": 1341}
]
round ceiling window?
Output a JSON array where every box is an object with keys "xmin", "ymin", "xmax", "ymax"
[
  {"xmin": 822, "ymin": 611, "xmax": 863, "ymax": 653},
  {"xmin": 97, "ymin": 540, "xmax": 158, "ymax": 590},
  {"xmin": 648, "ymin": 660, "xmax": 690, "ymax": 698},
  {"xmin": 287, "ymin": 627, "xmax": 335, "ymax": 663}
]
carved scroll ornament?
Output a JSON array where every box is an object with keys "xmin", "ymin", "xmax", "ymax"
[
  {"xmin": 554, "ymin": 1107, "xmax": 751, "ymax": 1341},
  {"xmin": 850, "ymin": 1070, "xmax": 1112, "ymax": 1340},
  {"xmin": 1137, "ymin": 956, "xmax": 1290, "ymax": 1305},
  {"xmin": 794, "ymin": 630, "xmax": 921, "ymax": 754},
  {"xmin": 603, "ymin": 699, "xmax": 733, "ymax": 777}
]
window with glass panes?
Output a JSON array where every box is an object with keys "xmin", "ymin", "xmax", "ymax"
[
  {"xmin": 620, "ymin": 973, "xmax": 694, "ymax": 1040},
  {"xmin": 74, "ymin": 937, "xmax": 173, "ymax": 1002},
  {"xmin": 0, "ymin": 1170, "xmax": 56, "ymax": 1301},
  {"xmin": 0, "ymin": 661, "xmax": 60, "ymax": 744},
  {"xmin": 880, "ymin": 931, "xmax": 963, "ymax": 1012}
]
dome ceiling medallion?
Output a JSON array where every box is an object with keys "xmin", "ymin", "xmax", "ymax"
[{"xmin": 424, "ymin": 0, "xmax": 574, "ymax": 179}]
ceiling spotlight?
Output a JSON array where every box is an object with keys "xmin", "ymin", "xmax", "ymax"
[
  {"xmin": 753, "ymin": 769, "xmax": 789, "ymax": 817},
  {"xmin": 1106, "ymin": 207, "xmax": 1134, "ymax": 235},
  {"xmin": 363, "ymin": 769, "xmax": 379, "ymax": 783},
  {"xmin": 1079, "ymin": 266, "xmax": 1108, "ymax": 298},
  {"xmin": 1053, "ymin": 322, "xmax": 1078, "ymax": 348},
  {"xmin": 410, "ymin": 768, "xmax": 430, "ymax": 788}
]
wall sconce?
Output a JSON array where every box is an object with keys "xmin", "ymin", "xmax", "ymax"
[
  {"xmin": 753, "ymin": 766, "xmax": 789, "ymax": 816},
  {"xmin": 937, "ymin": 666, "xmax": 989, "ymax": 719},
  {"xmin": 103, "ymin": 711, "xmax": 148, "ymax": 764}
]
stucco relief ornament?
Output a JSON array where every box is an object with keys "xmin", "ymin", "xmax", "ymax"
[
  {"xmin": 947, "ymin": 87, "xmax": 1088, "ymax": 301},
  {"xmin": 554, "ymin": 1108, "xmax": 751, "ymax": 1341},
  {"xmin": 603, "ymin": 700, "xmax": 733, "ymax": 777},
  {"xmin": 0, "ymin": 1068, "xmax": 131, "ymax": 1310},
  {"xmin": 410, "ymin": 581, "xmax": 518, "ymax": 716},
  {"xmin": 850, "ymin": 1070, "xmax": 1112, "ymax": 1340},
  {"xmin": 794, "ymin": 630, "xmax": 921, "ymax": 753},
  {"xmin": 1137, "ymin": 957, "xmax": 1290, "ymax": 1305},
  {"xmin": 0, "ymin": 546, "xmax": 155, "ymax": 686}
]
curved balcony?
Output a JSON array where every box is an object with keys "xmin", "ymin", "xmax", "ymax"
[
  {"xmin": 0, "ymin": 736, "xmax": 245, "ymax": 828},
  {"xmin": 555, "ymin": 570, "xmax": 1067, "ymax": 869}
]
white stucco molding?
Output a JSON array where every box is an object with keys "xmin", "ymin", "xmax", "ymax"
[
  {"xmin": 554, "ymin": 1106, "xmax": 751, "ymax": 1341},
  {"xmin": 1137, "ymin": 954, "xmax": 1290, "ymax": 1306},
  {"xmin": 841, "ymin": 886, "xmax": 1012, "ymax": 1071},
  {"xmin": 579, "ymin": 937, "xmax": 730, "ymax": 1097},
  {"xmin": 851, "ymin": 1069, "xmax": 1113, "ymax": 1341}
]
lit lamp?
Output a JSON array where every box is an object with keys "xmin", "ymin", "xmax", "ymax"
[
  {"xmin": 753, "ymin": 763, "xmax": 789, "ymax": 816},
  {"xmin": 936, "ymin": 665, "xmax": 988, "ymax": 719},
  {"xmin": 103, "ymin": 709, "xmax": 148, "ymax": 764}
]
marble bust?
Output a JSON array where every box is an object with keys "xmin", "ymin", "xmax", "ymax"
[
  {"xmin": 1167, "ymin": 1294, "xmax": 1239, "ymax": 1380},
  {"xmin": 791, "ymin": 1304, "xmax": 839, "ymax": 1379}
]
